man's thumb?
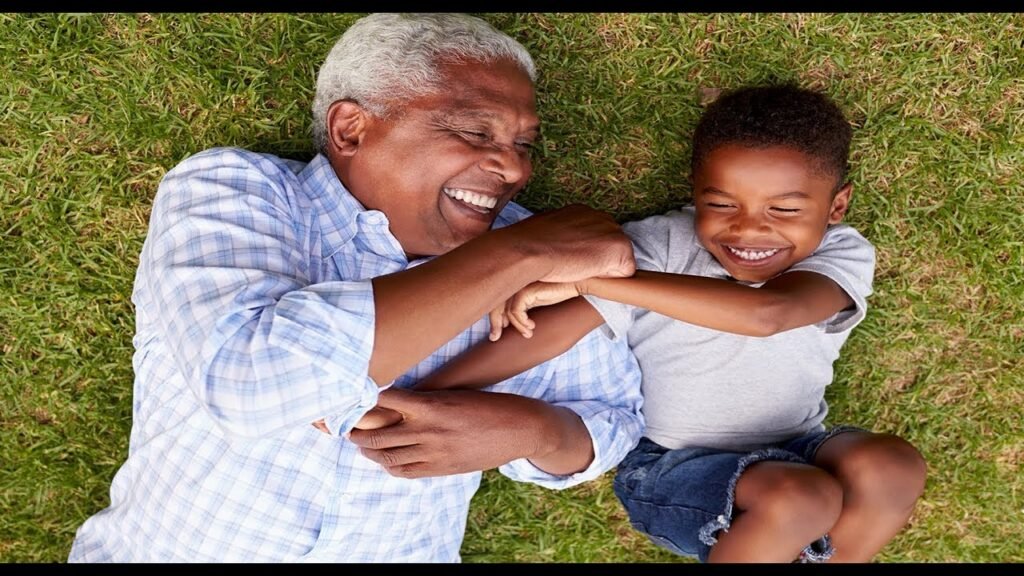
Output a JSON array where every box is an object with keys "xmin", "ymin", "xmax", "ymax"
[{"xmin": 374, "ymin": 387, "xmax": 419, "ymax": 411}]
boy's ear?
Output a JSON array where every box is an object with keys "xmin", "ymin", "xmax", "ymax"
[
  {"xmin": 326, "ymin": 100, "xmax": 368, "ymax": 157},
  {"xmin": 828, "ymin": 183, "xmax": 853, "ymax": 224}
]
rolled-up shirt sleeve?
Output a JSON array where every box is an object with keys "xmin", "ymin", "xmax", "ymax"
[
  {"xmin": 494, "ymin": 325, "xmax": 645, "ymax": 488},
  {"xmin": 137, "ymin": 151, "xmax": 379, "ymax": 439}
]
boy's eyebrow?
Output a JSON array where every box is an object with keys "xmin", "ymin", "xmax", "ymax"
[
  {"xmin": 769, "ymin": 191, "xmax": 812, "ymax": 200},
  {"xmin": 701, "ymin": 187, "xmax": 812, "ymax": 200}
]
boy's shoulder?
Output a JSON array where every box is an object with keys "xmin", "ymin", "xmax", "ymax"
[
  {"xmin": 819, "ymin": 222, "xmax": 875, "ymax": 254},
  {"xmin": 623, "ymin": 205, "xmax": 697, "ymax": 235}
]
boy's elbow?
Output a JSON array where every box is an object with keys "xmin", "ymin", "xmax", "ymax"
[{"xmin": 748, "ymin": 299, "xmax": 789, "ymax": 337}]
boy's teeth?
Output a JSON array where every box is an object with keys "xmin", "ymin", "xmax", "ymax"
[
  {"xmin": 728, "ymin": 246, "xmax": 780, "ymax": 261},
  {"xmin": 444, "ymin": 188, "xmax": 497, "ymax": 209}
]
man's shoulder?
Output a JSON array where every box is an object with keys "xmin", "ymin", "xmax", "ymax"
[{"xmin": 168, "ymin": 147, "xmax": 308, "ymax": 180}]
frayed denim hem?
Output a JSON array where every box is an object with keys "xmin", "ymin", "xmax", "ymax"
[
  {"xmin": 696, "ymin": 447, "xmax": 806, "ymax": 547},
  {"xmin": 798, "ymin": 534, "xmax": 835, "ymax": 563}
]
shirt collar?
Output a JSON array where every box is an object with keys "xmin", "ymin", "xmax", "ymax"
[
  {"xmin": 299, "ymin": 153, "xmax": 406, "ymax": 263},
  {"xmin": 298, "ymin": 153, "xmax": 535, "ymax": 267}
]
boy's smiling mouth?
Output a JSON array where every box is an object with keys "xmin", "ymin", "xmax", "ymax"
[{"xmin": 726, "ymin": 246, "xmax": 781, "ymax": 262}]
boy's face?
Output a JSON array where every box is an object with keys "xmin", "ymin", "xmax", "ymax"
[{"xmin": 693, "ymin": 144, "xmax": 851, "ymax": 283}]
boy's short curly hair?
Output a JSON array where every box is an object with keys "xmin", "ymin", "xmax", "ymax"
[{"xmin": 691, "ymin": 83, "xmax": 852, "ymax": 190}]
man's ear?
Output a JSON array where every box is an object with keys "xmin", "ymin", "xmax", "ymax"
[
  {"xmin": 828, "ymin": 182, "xmax": 853, "ymax": 224},
  {"xmin": 326, "ymin": 100, "xmax": 367, "ymax": 157}
]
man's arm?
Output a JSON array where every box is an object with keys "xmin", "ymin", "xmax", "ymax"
[
  {"xmin": 144, "ymin": 152, "xmax": 631, "ymax": 438},
  {"xmin": 348, "ymin": 300, "xmax": 643, "ymax": 479},
  {"xmin": 368, "ymin": 210, "xmax": 627, "ymax": 386}
]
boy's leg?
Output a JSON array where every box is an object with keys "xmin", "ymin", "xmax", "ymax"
[
  {"xmin": 614, "ymin": 439, "xmax": 843, "ymax": 563},
  {"xmin": 811, "ymin": 430, "xmax": 927, "ymax": 562},
  {"xmin": 708, "ymin": 459, "xmax": 843, "ymax": 563}
]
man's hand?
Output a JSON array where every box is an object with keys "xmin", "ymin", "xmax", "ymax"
[
  {"xmin": 312, "ymin": 406, "xmax": 404, "ymax": 435},
  {"xmin": 488, "ymin": 281, "xmax": 583, "ymax": 341},
  {"xmin": 504, "ymin": 204, "xmax": 634, "ymax": 284},
  {"xmin": 346, "ymin": 387, "xmax": 581, "ymax": 478}
]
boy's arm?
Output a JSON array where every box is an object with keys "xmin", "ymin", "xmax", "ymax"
[
  {"xmin": 580, "ymin": 269, "xmax": 852, "ymax": 337},
  {"xmin": 349, "ymin": 296, "xmax": 603, "ymax": 431},
  {"xmin": 416, "ymin": 297, "xmax": 605, "ymax": 391}
]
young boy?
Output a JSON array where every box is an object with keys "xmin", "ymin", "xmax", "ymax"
[{"xmin": 359, "ymin": 84, "xmax": 927, "ymax": 563}]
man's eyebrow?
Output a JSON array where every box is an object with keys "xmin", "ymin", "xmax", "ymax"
[{"xmin": 433, "ymin": 109, "xmax": 541, "ymax": 136}]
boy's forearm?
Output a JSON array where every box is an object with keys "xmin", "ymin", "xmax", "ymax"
[
  {"xmin": 416, "ymin": 297, "xmax": 604, "ymax": 391},
  {"xmin": 583, "ymin": 269, "xmax": 849, "ymax": 337}
]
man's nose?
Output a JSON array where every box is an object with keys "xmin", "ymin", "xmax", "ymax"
[{"xmin": 480, "ymin": 145, "xmax": 528, "ymax": 184}]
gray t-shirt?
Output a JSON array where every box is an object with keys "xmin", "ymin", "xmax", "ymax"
[{"xmin": 587, "ymin": 206, "xmax": 875, "ymax": 452}]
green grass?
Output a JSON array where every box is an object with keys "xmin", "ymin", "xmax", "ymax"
[{"xmin": 1, "ymin": 13, "xmax": 1022, "ymax": 563}]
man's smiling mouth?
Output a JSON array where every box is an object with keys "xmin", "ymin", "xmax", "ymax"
[{"xmin": 444, "ymin": 188, "xmax": 498, "ymax": 213}]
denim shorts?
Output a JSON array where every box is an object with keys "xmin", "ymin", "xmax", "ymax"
[{"xmin": 612, "ymin": 426, "xmax": 863, "ymax": 563}]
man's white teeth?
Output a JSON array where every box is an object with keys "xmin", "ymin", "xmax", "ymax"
[
  {"xmin": 444, "ymin": 188, "xmax": 497, "ymax": 209},
  {"xmin": 728, "ymin": 246, "xmax": 780, "ymax": 261}
]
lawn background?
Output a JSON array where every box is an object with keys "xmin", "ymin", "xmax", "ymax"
[{"xmin": 1, "ymin": 13, "xmax": 1021, "ymax": 563}]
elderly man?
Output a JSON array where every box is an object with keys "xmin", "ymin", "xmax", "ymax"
[{"xmin": 68, "ymin": 13, "xmax": 644, "ymax": 562}]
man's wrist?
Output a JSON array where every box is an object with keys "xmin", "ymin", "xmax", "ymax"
[{"xmin": 488, "ymin": 226, "xmax": 554, "ymax": 283}]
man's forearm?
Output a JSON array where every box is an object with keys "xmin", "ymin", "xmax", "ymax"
[
  {"xmin": 370, "ymin": 228, "xmax": 549, "ymax": 385},
  {"xmin": 525, "ymin": 402, "xmax": 595, "ymax": 476}
]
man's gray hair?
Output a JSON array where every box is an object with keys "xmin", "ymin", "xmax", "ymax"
[{"xmin": 312, "ymin": 13, "xmax": 537, "ymax": 155}]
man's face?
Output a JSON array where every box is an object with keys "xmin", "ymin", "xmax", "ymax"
[
  {"xmin": 340, "ymin": 59, "xmax": 539, "ymax": 259},
  {"xmin": 693, "ymin": 144, "xmax": 850, "ymax": 283}
]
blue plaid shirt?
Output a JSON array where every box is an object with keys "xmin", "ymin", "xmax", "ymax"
[{"xmin": 68, "ymin": 148, "xmax": 644, "ymax": 562}]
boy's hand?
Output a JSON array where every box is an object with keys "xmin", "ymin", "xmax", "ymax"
[{"xmin": 488, "ymin": 281, "xmax": 583, "ymax": 340}]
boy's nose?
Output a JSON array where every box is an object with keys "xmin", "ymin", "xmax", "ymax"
[{"xmin": 731, "ymin": 212, "xmax": 768, "ymax": 233}]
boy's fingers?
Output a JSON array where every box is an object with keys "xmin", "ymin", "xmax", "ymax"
[
  {"xmin": 508, "ymin": 295, "xmax": 537, "ymax": 330},
  {"xmin": 508, "ymin": 309, "xmax": 534, "ymax": 339},
  {"xmin": 488, "ymin": 307, "xmax": 505, "ymax": 341}
]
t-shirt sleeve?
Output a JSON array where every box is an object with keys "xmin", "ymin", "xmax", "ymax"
[
  {"xmin": 584, "ymin": 212, "xmax": 676, "ymax": 341},
  {"xmin": 786, "ymin": 224, "xmax": 876, "ymax": 333}
]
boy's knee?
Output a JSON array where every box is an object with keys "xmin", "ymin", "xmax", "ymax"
[
  {"xmin": 839, "ymin": 434, "xmax": 927, "ymax": 507},
  {"xmin": 760, "ymin": 468, "xmax": 844, "ymax": 534}
]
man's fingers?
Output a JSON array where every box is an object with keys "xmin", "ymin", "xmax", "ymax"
[
  {"xmin": 358, "ymin": 444, "xmax": 425, "ymax": 470},
  {"xmin": 348, "ymin": 421, "xmax": 420, "ymax": 451},
  {"xmin": 358, "ymin": 448, "xmax": 444, "ymax": 479}
]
